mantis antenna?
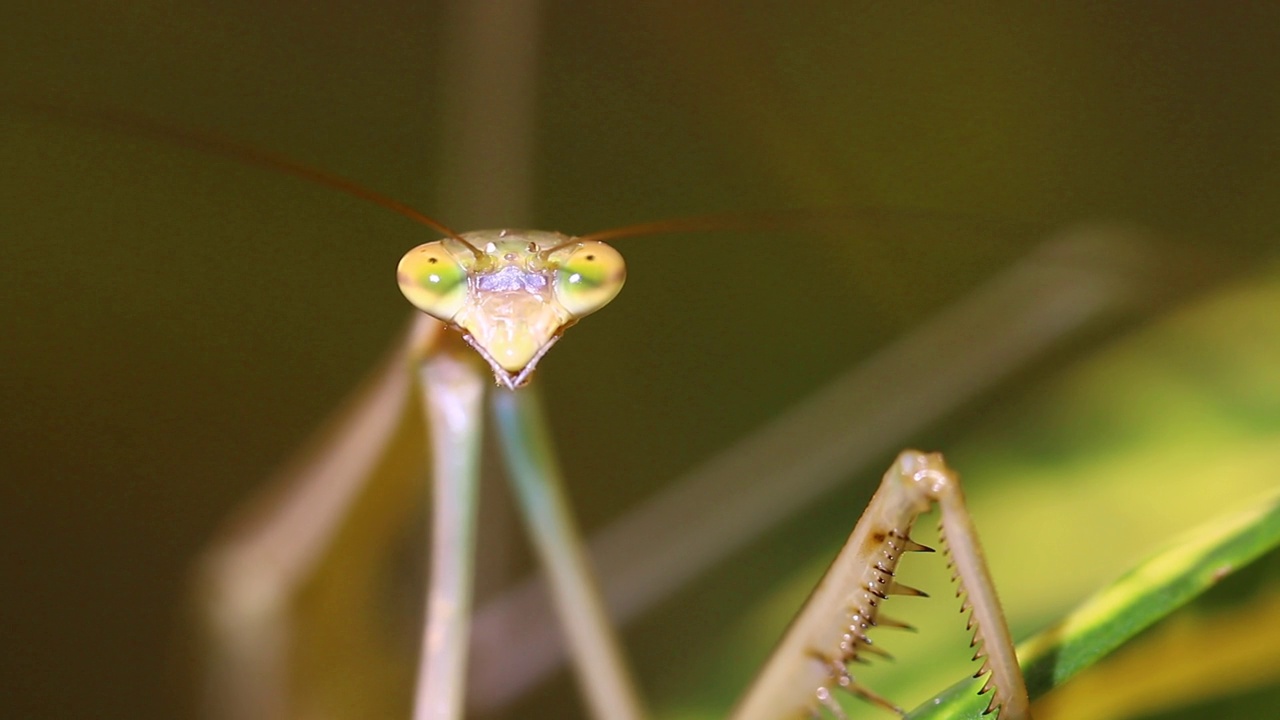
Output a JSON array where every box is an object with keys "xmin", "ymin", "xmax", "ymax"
[{"xmin": 17, "ymin": 99, "xmax": 482, "ymax": 256}]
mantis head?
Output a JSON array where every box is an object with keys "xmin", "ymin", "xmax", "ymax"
[{"xmin": 397, "ymin": 229, "xmax": 626, "ymax": 389}]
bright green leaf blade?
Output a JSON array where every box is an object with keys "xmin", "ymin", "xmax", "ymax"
[
  {"xmin": 907, "ymin": 488, "xmax": 1280, "ymax": 720},
  {"xmin": 1040, "ymin": 582, "xmax": 1280, "ymax": 719}
]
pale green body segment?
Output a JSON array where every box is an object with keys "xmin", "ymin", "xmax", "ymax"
[{"xmin": 397, "ymin": 229, "xmax": 626, "ymax": 389}]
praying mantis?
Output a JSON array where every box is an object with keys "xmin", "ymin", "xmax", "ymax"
[
  {"xmin": 25, "ymin": 96, "xmax": 1262, "ymax": 720},
  {"xmin": 15, "ymin": 90, "xmax": 1137, "ymax": 720},
  {"xmin": 203, "ymin": 231, "xmax": 1032, "ymax": 720},
  {"xmin": 8, "ymin": 6, "xmax": 1280, "ymax": 720},
  {"xmin": 137, "ymin": 101, "xmax": 1042, "ymax": 718}
]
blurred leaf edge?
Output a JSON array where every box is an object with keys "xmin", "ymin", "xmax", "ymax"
[{"xmin": 908, "ymin": 486, "xmax": 1280, "ymax": 720}]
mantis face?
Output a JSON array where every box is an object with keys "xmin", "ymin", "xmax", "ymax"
[{"xmin": 397, "ymin": 229, "xmax": 626, "ymax": 389}]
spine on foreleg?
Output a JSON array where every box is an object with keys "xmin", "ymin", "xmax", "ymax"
[{"xmin": 727, "ymin": 451, "xmax": 1030, "ymax": 720}]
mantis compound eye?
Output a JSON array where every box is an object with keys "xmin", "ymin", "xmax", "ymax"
[
  {"xmin": 553, "ymin": 241, "xmax": 626, "ymax": 318},
  {"xmin": 397, "ymin": 241, "xmax": 470, "ymax": 322}
]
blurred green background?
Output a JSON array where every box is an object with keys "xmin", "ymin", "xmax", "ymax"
[{"xmin": 2, "ymin": 3, "xmax": 1279, "ymax": 719}]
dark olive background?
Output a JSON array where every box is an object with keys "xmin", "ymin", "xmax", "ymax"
[{"xmin": 3, "ymin": 4, "xmax": 1279, "ymax": 719}]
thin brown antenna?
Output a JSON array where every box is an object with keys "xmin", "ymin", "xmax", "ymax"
[
  {"xmin": 576, "ymin": 211, "xmax": 764, "ymax": 244},
  {"xmin": 577, "ymin": 206, "xmax": 1044, "ymax": 246},
  {"xmin": 13, "ymin": 99, "xmax": 484, "ymax": 256}
]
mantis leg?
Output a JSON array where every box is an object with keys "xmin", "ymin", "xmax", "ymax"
[
  {"xmin": 491, "ymin": 386, "xmax": 649, "ymax": 720},
  {"xmin": 412, "ymin": 338, "xmax": 485, "ymax": 720},
  {"xmin": 195, "ymin": 315, "xmax": 440, "ymax": 719},
  {"xmin": 729, "ymin": 451, "xmax": 1030, "ymax": 720}
]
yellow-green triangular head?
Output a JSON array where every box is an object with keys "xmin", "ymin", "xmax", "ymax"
[{"xmin": 396, "ymin": 229, "xmax": 626, "ymax": 388}]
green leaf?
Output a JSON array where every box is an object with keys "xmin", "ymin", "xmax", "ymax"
[{"xmin": 907, "ymin": 488, "xmax": 1280, "ymax": 719}]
